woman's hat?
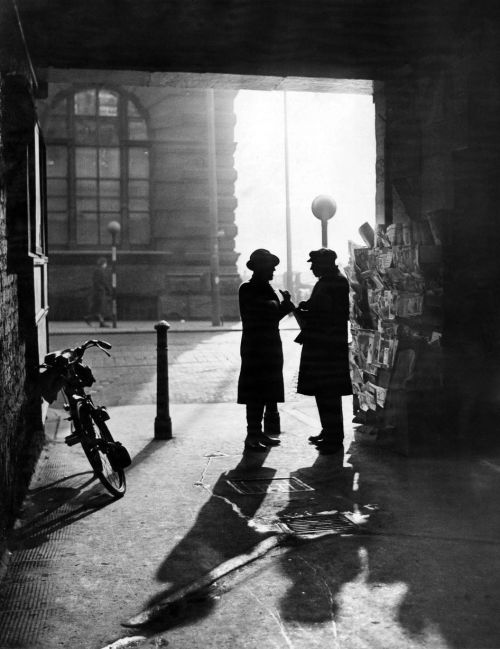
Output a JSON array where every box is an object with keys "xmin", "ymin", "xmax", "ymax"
[{"xmin": 246, "ymin": 248, "xmax": 280, "ymax": 270}]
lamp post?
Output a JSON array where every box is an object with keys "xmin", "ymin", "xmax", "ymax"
[
  {"xmin": 206, "ymin": 89, "xmax": 222, "ymax": 326},
  {"xmin": 311, "ymin": 195, "xmax": 337, "ymax": 247},
  {"xmin": 107, "ymin": 220, "xmax": 121, "ymax": 329},
  {"xmin": 283, "ymin": 91, "xmax": 293, "ymax": 293}
]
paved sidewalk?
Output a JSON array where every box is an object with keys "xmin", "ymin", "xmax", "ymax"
[{"xmin": 2, "ymin": 399, "xmax": 500, "ymax": 648}]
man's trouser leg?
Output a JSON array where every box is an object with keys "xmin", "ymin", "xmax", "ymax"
[
  {"xmin": 263, "ymin": 402, "xmax": 280, "ymax": 434},
  {"xmin": 315, "ymin": 394, "xmax": 344, "ymax": 446}
]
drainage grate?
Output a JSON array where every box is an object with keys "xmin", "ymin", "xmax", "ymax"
[
  {"xmin": 8, "ymin": 559, "xmax": 52, "ymax": 573},
  {"xmin": 34, "ymin": 461, "xmax": 70, "ymax": 484},
  {"xmin": 9, "ymin": 545, "xmax": 60, "ymax": 561},
  {"xmin": 278, "ymin": 512, "xmax": 359, "ymax": 537},
  {"xmin": 226, "ymin": 477, "xmax": 314, "ymax": 495},
  {"xmin": 0, "ymin": 575, "xmax": 51, "ymax": 610},
  {"xmin": 0, "ymin": 608, "xmax": 57, "ymax": 645},
  {"xmin": 0, "ymin": 565, "xmax": 54, "ymax": 646}
]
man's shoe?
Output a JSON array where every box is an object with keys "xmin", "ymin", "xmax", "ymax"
[
  {"xmin": 99, "ymin": 322, "xmax": 110, "ymax": 328},
  {"xmin": 84, "ymin": 316, "xmax": 92, "ymax": 326},
  {"xmin": 308, "ymin": 434, "xmax": 324, "ymax": 445}
]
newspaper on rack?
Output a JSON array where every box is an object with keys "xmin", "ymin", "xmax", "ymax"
[
  {"xmin": 361, "ymin": 269, "xmax": 385, "ymax": 290},
  {"xmin": 354, "ymin": 247, "xmax": 378, "ymax": 273},
  {"xmin": 392, "ymin": 245, "xmax": 419, "ymax": 272},
  {"xmin": 379, "ymin": 321, "xmax": 399, "ymax": 338},
  {"xmin": 395, "ymin": 292, "xmax": 424, "ymax": 317},
  {"xmin": 367, "ymin": 381, "xmax": 388, "ymax": 408},
  {"xmin": 352, "ymin": 327, "xmax": 398, "ymax": 373},
  {"xmin": 375, "ymin": 248, "xmax": 393, "ymax": 273},
  {"xmin": 367, "ymin": 289, "xmax": 398, "ymax": 321},
  {"xmin": 385, "ymin": 267, "xmax": 406, "ymax": 287}
]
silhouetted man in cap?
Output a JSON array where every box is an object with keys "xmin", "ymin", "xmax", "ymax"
[
  {"xmin": 237, "ymin": 249, "xmax": 294, "ymax": 452},
  {"xmin": 295, "ymin": 248, "xmax": 352, "ymax": 454}
]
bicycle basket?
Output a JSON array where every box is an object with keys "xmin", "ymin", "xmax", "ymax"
[
  {"xmin": 39, "ymin": 367, "xmax": 65, "ymax": 403},
  {"xmin": 76, "ymin": 364, "xmax": 95, "ymax": 387},
  {"xmin": 107, "ymin": 441, "xmax": 132, "ymax": 471}
]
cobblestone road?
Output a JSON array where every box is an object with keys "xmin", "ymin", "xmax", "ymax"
[{"xmin": 50, "ymin": 327, "xmax": 308, "ymax": 407}]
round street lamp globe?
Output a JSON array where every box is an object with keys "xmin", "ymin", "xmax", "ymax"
[
  {"xmin": 311, "ymin": 195, "xmax": 337, "ymax": 221},
  {"xmin": 107, "ymin": 220, "xmax": 121, "ymax": 235}
]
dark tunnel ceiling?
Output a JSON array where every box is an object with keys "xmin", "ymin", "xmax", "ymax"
[{"xmin": 16, "ymin": 0, "xmax": 488, "ymax": 81}]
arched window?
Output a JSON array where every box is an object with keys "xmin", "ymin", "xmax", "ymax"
[{"xmin": 45, "ymin": 87, "xmax": 150, "ymax": 247}]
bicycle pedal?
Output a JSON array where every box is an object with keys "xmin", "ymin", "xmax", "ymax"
[{"xmin": 64, "ymin": 433, "xmax": 81, "ymax": 446}]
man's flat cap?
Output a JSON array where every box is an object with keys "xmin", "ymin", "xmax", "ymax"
[{"xmin": 307, "ymin": 248, "xmax": 337, "ymax": 264}]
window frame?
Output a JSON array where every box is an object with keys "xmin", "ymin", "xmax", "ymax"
[{"xmin": 44, "ymin": 86, "xmax": 152, "ymax": 250}]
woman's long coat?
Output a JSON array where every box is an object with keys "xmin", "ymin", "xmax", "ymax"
[
  {"xmin": 237, "ymin": 278, "xmax": 292, "ymax": 404},
  {"xmin": 90, "ymin": 266, "xmax": 111, "ymax": 314},
  {"xmin": 296, "ymin": 271, "xmax": 352, "ymax": 397}
]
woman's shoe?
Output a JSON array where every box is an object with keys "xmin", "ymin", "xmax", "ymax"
[
  {"xmin": 256, "ymin": 433, "xmax": 281, "ymax": 447},
  {"xmin": 264, "ymin": 426, "xmax": 282, "ymax": 436},
  {"xmin": 244, "ymin": 440, "xmax": 268, "ymax": 453}
]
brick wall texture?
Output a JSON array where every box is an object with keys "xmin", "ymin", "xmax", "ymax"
[{"xmin": 0, "ymin": 185, "xmax": 28, "ymax": 551}]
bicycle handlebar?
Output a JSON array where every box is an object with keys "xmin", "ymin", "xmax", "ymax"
[
  {"xmin": 77, "ymin": 339, "xmax": 112, "ymax": 357},
  {"xmin": 41, "ymin": 339, "xmax": 113, "ymax": 368},
  {"xmin": 80, "ymin": 339, "xmax": 112, "ymax": 350}
]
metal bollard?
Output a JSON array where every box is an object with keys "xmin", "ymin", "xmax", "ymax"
[{"xmin": 154, "ymin": 320, "xmax": 172, "ymax": 439}]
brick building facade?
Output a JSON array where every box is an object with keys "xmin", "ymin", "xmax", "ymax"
[{"xmin": 37, "ymin": 79, "xmax": 241, "ymax": 321}]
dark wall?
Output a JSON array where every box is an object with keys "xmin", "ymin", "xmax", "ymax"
[
  {"xmin": 0, "ymin": 7, "xmax": 46, "ymax": 560},
  {"xmin": 20, "ymin": 0, "xmax": 402, "ymax": 79},
  {"xmin": 381, "ymin": 6, "xmax": 500, "ymax": 435}
]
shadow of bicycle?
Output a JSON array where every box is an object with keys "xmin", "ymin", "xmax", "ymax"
[{"xmin": 10, "ymin": 471, "xmax": 116, "ymax": 550}]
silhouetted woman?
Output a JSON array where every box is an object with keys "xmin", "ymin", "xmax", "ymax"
[
  {"xmin": 238, "ymin": 249, "xmax": 294, "ymax": 452},
  {"xmin": 84, "ymin": 257, "xmax": 111, "ymax": 327}
]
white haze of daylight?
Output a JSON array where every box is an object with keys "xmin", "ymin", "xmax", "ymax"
[{"xmin": 234, "ymin": 90, "xmax": 376, "ymax": 284}]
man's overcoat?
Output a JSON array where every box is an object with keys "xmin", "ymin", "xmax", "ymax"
[
  {"xmin": 237, "ymin": 277, "xmax": 292, "ymax": 404},
  {"xmin": 296, "ymin": 271, "xmax": 352, "ymax": 397}
]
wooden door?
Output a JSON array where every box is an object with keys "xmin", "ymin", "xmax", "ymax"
[{"xmin": 28, "ymin": 124, "xmax": 50, "ymax": 418}]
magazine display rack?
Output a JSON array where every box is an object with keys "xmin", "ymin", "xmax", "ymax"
[{"xmin": 346, "ymin": 221, "xmax": 443, "ymax": 454}]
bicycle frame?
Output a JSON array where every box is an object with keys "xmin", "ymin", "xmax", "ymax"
[{"xmin": 40, "ymin": 339, "xmax": 128, "ymax": 497}]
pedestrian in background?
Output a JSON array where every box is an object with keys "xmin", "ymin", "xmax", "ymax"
[
  {"xmin": 84, "ymin": 257, "xmax": 111, "ymax": 327},
  {"xmin": 237, "ymin": 249, "xmax": 294, "ymax": 452},
  {"xmin": 295, "ymin": 248, "xmax": 352, "ymax": 454}
]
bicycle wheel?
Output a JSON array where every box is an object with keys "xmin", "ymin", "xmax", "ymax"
[{"xmin": 77, "ymin": 403, "xmax": 126, "ymax": 498}]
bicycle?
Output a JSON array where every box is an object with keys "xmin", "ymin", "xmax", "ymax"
[{"xmin": 39, "ymin": 339, "xmax": 131, "ymax": 498}]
